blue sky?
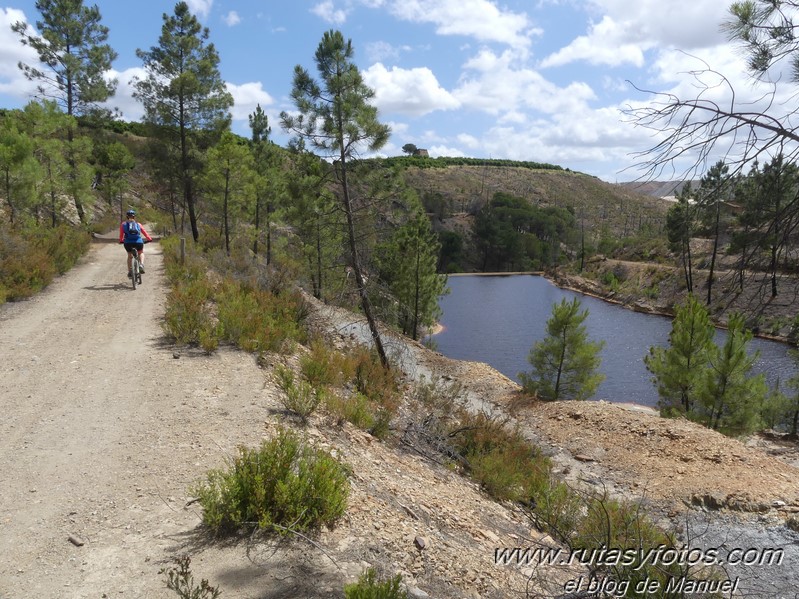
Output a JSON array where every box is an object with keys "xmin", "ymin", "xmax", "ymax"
[{"xmin": 0, "ymin": 1, "xmax": 764, "ymax": 182}]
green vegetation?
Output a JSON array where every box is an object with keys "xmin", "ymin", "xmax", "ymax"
[
  {"xmin": 0, "ymin": 225, "xmax": 90, "ymax": 304},
  {"xmin": 275, "ymin": 364, "xmax": 325, "ymax": 423},
  {"xmin": 519, "ymin": 298, "xmax": 605, "ymax": 401},
  {"xmin": 645, "ymin": 294, "xmax": 715, "ymax": 415},
  {"xmin": 281, "ymin": 29, "xmax": 392, "ymax": 368},
  {"xmin": 646, "ymin": 296, "xmax": 768, "ymax": 435},
  {"xmin": 160, "ymin": 237, "xmax": 306, "ymax": 354},
  {"xmin": 378, "ymin": 155, "xmax": 565, "ymax": 172},
  {"xmin": 13, "ymin": 0, "xmax": 117, "ymax": 224},
  {"xmin": 344, "ymin": 568, "xmax": 407, "ymax": 599},
  {"xmin": 193, "ymin": 427, "xmax": 349, "ymax": 535},
  {"xmin": 472, "ymin": 192, "xmax": 578, "ymax": 271},
  {"xmin": 134, "ymin": 1, "xmax": 233, "ymax": 242},
  {"xmin": 376, "ymin": 210, "xmax": 447, "ymax": 339}
]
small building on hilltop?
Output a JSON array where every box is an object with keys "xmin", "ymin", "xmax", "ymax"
[{"xmin": 413, "ymin": 148, "xmax": 429, "ymax": 157}]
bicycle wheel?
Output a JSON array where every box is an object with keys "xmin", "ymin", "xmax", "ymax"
[{"xmin": 131, "ymin": 251, "xmax": 138, "ymax": 290}]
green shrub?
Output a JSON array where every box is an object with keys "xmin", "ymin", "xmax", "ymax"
[
  {"xmin": 275, "ymin": 365, "xmax": 324, "ymax": 422},
  {"xmin": 300, "ymin": 337, "xmax": 354, "ymax": 388},
  {"xmin": 0, "ymin": 225, "xmax": 90, "ymax": 303},
  {"xmin": 353, "ymin": 347, "xmax": 399, "ymax": 410},
  {"xmin": 450, "ymin": 412, "xmax": 550, "ymax": 503},
  {"xmin": 160, "ymin": 239, "xmax": 306, "ymax": 353},
  {"xmin": 568, "ymin": 493, "xmax": 690, "ymax": 591},
  {"xmin": 193, "ymin": 427, "xmax": 349, "ymax": 535},
  {"xmin": 163, "ymin": 278, "xmax": 214, "ymax": 345},
  {"xmin": 344, "ymin": 568, "xmax": 407, "ymax": 599},
  {"xmin": 216, "ymin": 282, "xmax": 304, "ymax": 353},
  {"xmin": 325, "ymin": 392, "xmax": 375, "ymax": 430}
]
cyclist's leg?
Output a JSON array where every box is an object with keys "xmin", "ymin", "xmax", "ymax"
[
  {"xmin": 135, "ymin": 243, "xmax": 145, "ymax": 272},
  {"xmin": 124, "ymin": 244, "xmax": 134, "ymax": 274}
]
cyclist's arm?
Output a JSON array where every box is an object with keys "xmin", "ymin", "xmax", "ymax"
[
  {"xmin": 119, "ymin": 224, "xmax": 125, "ymax": 243},
  {"xmin": 140, "ymin": 227, "xmax": 153, "ymax": 243}
]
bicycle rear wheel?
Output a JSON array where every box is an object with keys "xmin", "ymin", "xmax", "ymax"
[{"xmin": 131, "ymin": 251, "xmax": 138, "ymax": 290}]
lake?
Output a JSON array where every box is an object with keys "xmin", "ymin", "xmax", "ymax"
[{"xmin": 432, "ymin": 274, "xmax": 797, "ymax": 407}]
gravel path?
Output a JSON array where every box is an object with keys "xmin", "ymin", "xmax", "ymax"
[{"xmin": 0, "ymin": 240, "xmax": 275, "ymax": 598}]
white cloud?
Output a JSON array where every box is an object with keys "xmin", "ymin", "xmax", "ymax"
[
  {"xmin": 541, "ymin": 16, "xmax": 648, "ymax": 68},
  {"xmin": 455, "ymin": 48, "xmax": 596, "ymax": 117},
  {"xmin": 364, "ymin": 63, "xmax": 460, "ymax": 116},
  {"xmin": 386, "ymin": 0, "xmax": 537, "ymax": 50},
  {"xmin": 457, "ymin": 133, "xmax": 479, "ymax": 148},
  {"xmin": 186, "ymin": 0, "xmax": 213, "ymax": 19},
  {"xmin": 107, "ymin": 67, "xmax": 147, "ymax": 121},
  {"xmin": 585, "ymin": 0, "xmax": 729, "ymax": 49},
  {"xmin": 0, "ymin": 9, "xmax": 40, "ymax": 101},
  {"xmin": 544, "ymin": 1, "xmax": 731, "ymax": 69},
  {"xmin": 226, "ymin": 81, "xmax": 275, "ymax": 121},
  {"xmin": 429, "ymin": 144, "xmax": 467, "ymax": 158},
  {"xmin": 223, "ymin": 11, "xmax": 241, "ymax": 27},
  {"xmin": 311, "ymin": 1, "xmax": 348, "ymax": 25}
]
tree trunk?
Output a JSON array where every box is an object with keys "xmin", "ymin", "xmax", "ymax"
[
  {"xmin": 223, "ymin": 168, "xmax": 230, "ymax": 255},
  {"xmin": 179, "ymin": 106, "xmax": 199, "ymax": 242},
  {"xmin": 253, "ymin": 194, "xmax": 260, "ymax": 257},
  {"xmin": 554, "ymin": 331, "xmax": 567, "ymax": 400},
  {"xmin": 315, "ymin": 213, "xmax": 323, "ymax": 300},
  {"xmin": 67, "ymin": 125, "xmax": 86, "ymax": 224},
  {"xmin": 706, "ymin": 200, "xmax": 720, "ymax": 305},
  {"xmin": 266, "ymin": 200, "xmax": 272, "ymax": 265},
  {"xmin": 337, "ymin": 159, "xmax": 389, "ymax": 369}
]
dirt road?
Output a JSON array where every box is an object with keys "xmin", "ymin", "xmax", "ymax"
[{"xmin": 0, "ymin": 239, "xmax": 276, "ymax": 598}]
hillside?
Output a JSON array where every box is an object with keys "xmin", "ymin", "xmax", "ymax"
[
  {"xmin": 400, "ymin": 165, "xmax": 669, "ymax": 239},
  {"xmin": 2, "ymin": 236, "xmax": 799, "ymax": 597}
]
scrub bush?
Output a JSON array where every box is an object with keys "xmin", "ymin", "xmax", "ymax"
[{"xmin": 193, "ymin": 427, "xmax": 349, "ymax": 535}]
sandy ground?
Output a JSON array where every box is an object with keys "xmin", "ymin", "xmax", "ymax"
[{"xmin": 0, "ymin": 239, "xmax": 281, "ymax": 598}]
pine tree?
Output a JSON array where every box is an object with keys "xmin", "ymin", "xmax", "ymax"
[
  {"xmin": 665, "ymin": 183, "xmax": 696, "ymax": 293},
  {"xmin": 379, "ymin": 211, "xmax": 447, "ymax": 340},
  {"xmin": 281, "ymin": 30, "xmax": 391, "ymax": 368},
  {"xmin": 95, "ymin": 141, "xmax": 135, "ymax": 220},
  {"xmin": 283, "ymin": 150, "xmax": 343, "ymax": 302},
  {"xmin": 519, "ymin": 297, "xmax": 605, "ymax": 401},
  {"xmin": 0, "ymin": 113, "xmax": 39, "ymax": 225},
  {"xmin": 13, "ymin": 0, "xmax": 117, "ymax": 223},
  {"xmin": 248, "ymin": 104, "xmax": 274, "ymax": 261},
  {"xmin": 202, "ymin": 132, "xmax": 255, "ymax": 255},
  {"xmin": 645, "ymin": 294, "xmax": 715, "ymax": 415},
  {"xmin": 134, "ymin": 1, "xmax": 233, "ymax": 243},
  {"xmin": 696, "ymin": 313, "xmax": 766, "ymax": 435}
]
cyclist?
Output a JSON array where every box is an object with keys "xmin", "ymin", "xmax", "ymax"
[{"xmin": 119, "ymin": 210, "xmax": 153, "ymax": 278}]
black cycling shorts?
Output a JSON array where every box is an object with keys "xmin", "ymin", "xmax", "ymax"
[{"xmin": 124, "ymin": 242, "xmax": 144, "ymax": 252}]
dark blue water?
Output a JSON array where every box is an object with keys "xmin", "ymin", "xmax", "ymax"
[{"xmin": 433, "ymin": 275, "xmax": 797, "ymax": 407}]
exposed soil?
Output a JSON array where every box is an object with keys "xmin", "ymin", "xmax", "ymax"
[{"xmin": 2, "ymin": 236, "xmax": 799, "ymax": 598}]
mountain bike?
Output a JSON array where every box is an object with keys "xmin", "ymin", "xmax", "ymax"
[{"xmin": 130, "ymin": 248, "xmax": 143, "ymax": 290}]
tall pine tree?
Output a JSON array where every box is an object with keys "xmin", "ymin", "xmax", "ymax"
[
  {"xmin": 13, "ymin": 0, "xmax": 117, "ymax": 223},
  {"xmin": 281, "ymin": 30, "xmax": 391, "ymax": 367},
  {"xmin": 134, "ymin": 1, "xmax": 232, "ymax": 242}
]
